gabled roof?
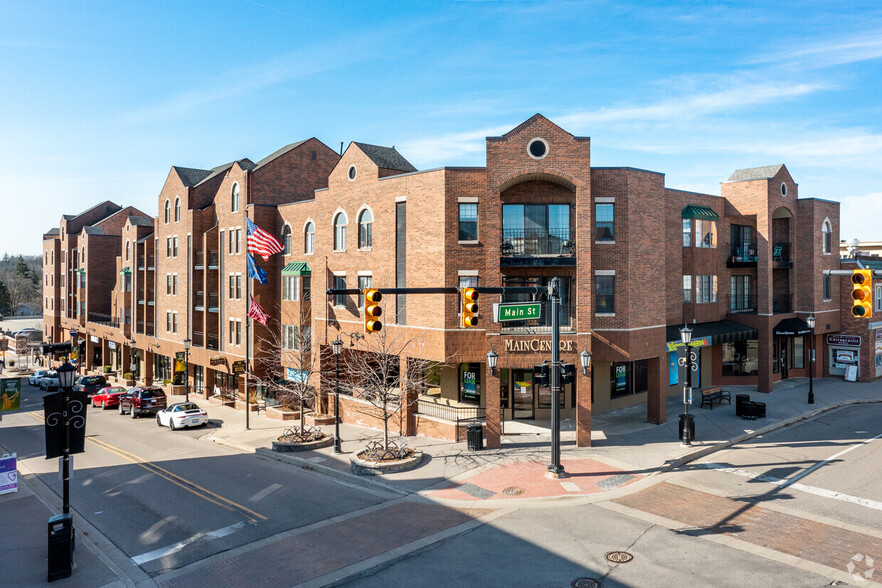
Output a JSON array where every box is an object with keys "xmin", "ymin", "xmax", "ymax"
[
  {"xmin": 254, "ymin": 141, "xmax": 308, "ymax": 171},
  {"xmin": 726, "ymin": 164, "xmax": 785, "ymax": 183},
  {"xmin": 45, "ymin": 228, "xmax": 60, "ymax": 236},
  {"xmin": 194, "ymin": 162, "xmax": 236, "ymax": 187},
  {"xmin": 82, "ymin": 226, "xmax": 105, "ymax": 235},
  {"xmin": 352, "ymin": 142, "xmax": 417, "ymax": 173},
  {"xmin": 128, "ymin": 216, "xmax": 154, "ymax": 227},
  {"xmin": 173, "ymin": 166, "xmax": 213, "ymax": 187}
]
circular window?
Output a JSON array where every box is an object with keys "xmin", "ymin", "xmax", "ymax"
[
  {"xmin": 527, "ymin": 138, "xmax": 548, "ymax": 160},
  {"xmin": 780, "ymin": 182, "xmax": 787, "ymax": 197},
  {"xmin": 348, "ymin": 165, "xmax": 357, "ymax": 181}
]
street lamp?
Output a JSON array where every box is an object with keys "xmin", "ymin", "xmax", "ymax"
[
  {"xmin": 486, "ymin": 348, "xmax": 498, "ymax": 376},
  {"xmin": 331, "ymin": 338, "xmax": 343, "ymax": 454},
  {"xmin": 680, "ymin": 325, "xmax": 694, "ymax": 446},
  {"xmin": 807, "ymin": 316, "xmax": 815, "ymax": 404},
  {"xmin": 55, "ymin": 362, "xmax": 77, "ymax": 514},
  {"xmin": 183, "ymin": 338, "xmax": 191, "ymax": 402},
  {"xmin": 579, "ymin": 349, "xmax": 592, "ymax": 376}
]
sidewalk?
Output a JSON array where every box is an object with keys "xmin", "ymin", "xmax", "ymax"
[{"xmin": 195, "ymin": 376, "xmax": 882, "ymax": 504}]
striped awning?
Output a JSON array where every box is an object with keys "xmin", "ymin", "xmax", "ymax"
[
  {"xmin": 281, "ymin": 261, "xmax": 311, "ymax": 276},
  {"xmin": 681, "ymin": 205, "xmax": 719, "ymax": 220}
]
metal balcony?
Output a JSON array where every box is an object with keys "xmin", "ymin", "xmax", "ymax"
[
  {"xmin": 500, "ymin": 229, "xmax": 575, "ymax": 267},
  {"xmin": 726, "ymin": 293, "xmax": 756, "ymax": 313}
]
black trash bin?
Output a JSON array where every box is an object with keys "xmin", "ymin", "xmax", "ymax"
[
  {"xmin": 466, "ymin": 423, "xmax": 484, "ymax": 451},
  {"xmin": 678, "ymin": 413, "xmax": 695, "ymax": 442},
  {"xmin": 735, "ymin": 394, "xmax": 751, "ymax": 417},
  {"xmin": 48, "ymin": 513, "xmax": 73, "ymax": 581}
]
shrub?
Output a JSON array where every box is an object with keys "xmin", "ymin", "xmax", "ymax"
[
  {"xmin": 162, "ymin": 379, "xmax": 172, "ymax": 386},
  {"xmin": 103, "ymin": 365, "xmax": 112, "ymax": 373},
  {"xmin": 124, "ymin": 372, "xmax": 133, "ymax": 380},
  {"xmin": 172, "ymin": 375, "xmax": 183, "ymax": 385}
]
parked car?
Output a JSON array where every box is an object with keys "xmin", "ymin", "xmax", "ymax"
[
  {"xmin": 29, "ymin": 370, "xmax": 49, "ymax": 386},
  {"xmin": 39, "ymin": 371, "xmax": 59, "ymax": 391},
  {"xmin": 155, "ymin": 402, "xmax": 208, "ymax": 430},
  {"xmin": 73, "ymin": 375, "xmax": 108, "ymax": 397},
  {"xmin": 91, "ymin": 386, "xmax": 127, "ymax": 409},
  {"xmin": 118, "ymin": 386, "xmax": 167, "ymax": 418}
]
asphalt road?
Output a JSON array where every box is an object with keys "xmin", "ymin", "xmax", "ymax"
[{"xmin": 0, "ymin": 377, "xmax": 385, "ymax": 578}]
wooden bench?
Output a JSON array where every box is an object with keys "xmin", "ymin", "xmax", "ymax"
[{"xmin": 700, "ymin": 386, "xmax": 731, "ymax": 409}]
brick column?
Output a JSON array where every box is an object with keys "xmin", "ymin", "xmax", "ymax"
[
  {"xmin": 485, "ymin": 364, "xmax": 501, "ymax": 449},
  {"xmin": 576, "ymin": 369, "xmax": 592, "ymax": 447},
  {"xmin": 757, "ymin": 329, "xmax": 773, "ymax": 393},
  {"xmin": 646, "ymin": 355, "xmax": 666, "ymax": 425}
]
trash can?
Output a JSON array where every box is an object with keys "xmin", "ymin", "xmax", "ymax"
[
  {"xmin": 466, "ymin": 423, "xmax": 483, "ymax": 451},
  {"xmin": 678, "ymin": 413, "xmax": 695, "ymax": 442},
  {"xmin": 735, "ymin": 394, "xmax": 751, "ymax": 417},
  {"xmin": 48, "ymin": 513, "xmax": 73, "ymax": 581},
  {"xmin": 754, "ymin": 402, "xmax": 766, "ymax": 419},
  {"xmin": 741, "ymin": 401, "xmax": 758, "ymax": 420}
]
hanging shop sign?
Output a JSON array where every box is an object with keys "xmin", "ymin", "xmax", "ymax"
[
  {"xmin": 504, "ymin": 339, "xmax": 575, "ymax": 353},
  {"xmin": 108, "ymin": 341, "xmax": 117, "ymax": 350},
  {"xmin": 209, "ymin": 355, "xmax": 226, "ymax": 366},
  {"xmin": 828, "ymin": 335, "xmax": 861, "ymax": 347},
  {"xmin": 232, "ymin": 361, "xmax": 247, "ymax": 375},
  {"xmin": 90, "ymin": 335, "xmax": 99, "ymax": 344}
]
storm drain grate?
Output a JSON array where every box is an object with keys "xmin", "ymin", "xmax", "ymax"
[
  {"xmin": 455, "ymin": 483, "xmax": 496, "ymax": 499},
  {"xmin": 503, "ymin": 486, "xmax": 526, "ymax": 496},
  {"xmin": 605, "ymin": 551, "xmax": 634, "ymax": 564},
  {"xmin": 571, "ymin": 578, "xmax": 602, "ymax": 588}
]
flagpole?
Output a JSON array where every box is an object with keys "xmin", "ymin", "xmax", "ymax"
[{"xmin": 245, "ymin": 209, "xmax": 251, "ymax": 432}]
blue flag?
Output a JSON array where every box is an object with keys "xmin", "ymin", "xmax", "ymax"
[{"xmin": 247, "ymin": 253, "xmax": 268, "ymax": 284}]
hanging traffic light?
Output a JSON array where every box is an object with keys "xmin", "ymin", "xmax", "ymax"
[
  {"xmin": 461, "ymin": 288, "xmax": 479, "ymax": 327},
  {"xmin": 533, "ymin": 363, "xmax": 549, "ymax": 386},
  {"xmin": 851, "ymin": 269, "xmax": 873, "ymax": 318},
  {"xmin": 364, "ymin": 289, "xmax": 383, "ymax": 333}
]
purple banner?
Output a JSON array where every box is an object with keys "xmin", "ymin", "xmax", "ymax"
[{"xmin": 0, "ymin": 453, "xmax": 17, "ymax": 495}]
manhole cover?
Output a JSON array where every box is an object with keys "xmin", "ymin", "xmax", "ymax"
[
  {"xmin": 605, "ymin": 551, "xmax": 634, "ymax": 563},
  {"xmin": 571, "ymin": 578, "xmax": 602, "ymax": 588},
  {"xmin": 503, "ymin": 486, "xmax": 525, "ymax": 496}
]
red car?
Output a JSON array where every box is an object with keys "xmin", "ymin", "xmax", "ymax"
[{"xmin": 91, "ymin": 386, "xmax": 127, "ymax": 409}]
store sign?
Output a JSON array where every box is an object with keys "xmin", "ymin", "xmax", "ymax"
[
  {"xmin": 0, "ymin": 454, "xmax": 16, "ymax": 495},
  {"xmin": 285, "ymin": 368, "xmax": 307, "ymax": 383},
  {"xmin": 462, "ymin": 370, "xmax": 478, "ymax": 400},
  {"xmin": 232, "ymin": 361, "xmax": 247, "ymax": 375},
  {"xmin": 108, "ymin": 341, "xmax": 117, "ymax": 350},
  {"xmin": 90, "ymin": 335, "xmax": 99, "ymax": 343},
  {"xmin": 504, "ymin": 339, "xmax": 575, "ymax": 353},
  {"xmin": 209, "ymin": 355, "xmax": 226, "ymax": 366},
  {"xmin": 666, "ymin": 338, "xmax": 710, "ymax": 352},
  {"xmin": 828, "ymin": 335, "xmax": 861, "ymax": 347}
]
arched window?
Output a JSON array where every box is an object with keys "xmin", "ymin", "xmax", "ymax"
[
  {"xmin": 822, "ymin": 219, "xmax": 832, "ymax": 254},
  {"xmin": 231, "ymin": 183, "xmax": 240, "ymax": 212},
  {"xmin": 125, "ymin": 241, "xmax": 130, "ymax": 261},
  {"xmin": 282, "ymin": 225, "xmax": 292, "ymax": 255},
  {"xmin": 51, "ymin": 251, "xmax": 54, "ymax": 265},
  {"xmin": 164, "ymin": 200, "xmax": 171, "ymax": 224},
  {"xmin": 333, "ymin": 213, "xmax": 347, "ymax": 251},
  {"xmin": 304, "ymin": 222, "xmax": 315, "ymax": 254},
  {"xmin": 358, "ymin": 209, "xmax": 373, "ymax": 249},
  {"xmin": 175, "ymin": 197, "xmax": 181, "ymax": 222}
]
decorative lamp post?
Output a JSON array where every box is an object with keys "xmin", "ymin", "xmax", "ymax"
[
  {"xmin": 807, "ymin": 316, "xmax": 815, "ymax": 404},
  {"xmin": 680, "ymin": 325, "xmax": 694, "ymax": 446},
  {"xmin": 486, "ymin": 348, "xmax": 498, "ymax": 376},
  {"xmin": 332, "ymin": 338, "xmax": 343, "ymax": 454},
  {"xmin": 183, "ymin": 338, "xmax": 191, "ymax": 402},
  {"xmin": 55, "ymin": 362, "xmax": 77, "ymax": 514},
  {"xmin": 579, "ymin": 349, "xmax": 592, "ymax": 376}
]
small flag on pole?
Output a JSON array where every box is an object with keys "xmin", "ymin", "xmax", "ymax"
[
  {"xmin": 246, "ymin": 217, "xmax": 283, "ymax": 261},
  {"xmin": 247, "ymin": 253, "xmax": 268, "ymax": 284},
  {"xmin": 248, "ymin": 295, "xmax": 270, "ymax": 326}
]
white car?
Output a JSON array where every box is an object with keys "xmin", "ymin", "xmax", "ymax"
[
  {"xmin": 155, "ymin": 402, "xmax": 208, "ymax": 430},
  {"xmin": 29, "ymin": 370, "xmax": 49, "ymax": 386}
]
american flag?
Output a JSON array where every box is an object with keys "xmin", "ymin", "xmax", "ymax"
[
  {"xmin": 248, "ymin": 295, "xmax": 270, "ymax": 326},
  {"xmin": 246, "ymin": 217, "xmax": 284, "ymax": 261}
]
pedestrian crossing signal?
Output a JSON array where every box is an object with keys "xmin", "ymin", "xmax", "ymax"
[
  {"xmin": 851, "ymin": 269, "xmax": 873, "ymax": 318},
  {"xmin": 364, "ymin": 289, "xmax": 383, "ymax": 333},
  {"xmin": 461, "ymin": 288, "xmax": 479, "ymax": 327}
]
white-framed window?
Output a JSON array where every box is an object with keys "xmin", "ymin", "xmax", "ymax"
[
  {"xmin": 166, "ymin": 311, "xmax": 172, "ymax": 332},
  {"xmin": 125, "ymin": 241, "xmax": 130, "ymax": 261},
  {"xmin": 235, "ymin": 319, "xmax": 241, "ymax": 345},
  {"xmin": 172, "ymin": 273, "xmax": 178, "ymax": 295},
  {"xmin": 358, "ymin": 275, "xmax": 372, "ymax": 308},
  {"xmin": 696, "ymin": 275, "xmax": 718, "ymax": 303},
  {"xmin": 334, "ymin": 213, "xmax": 347, "ymax": 251},
  {"xmin": 166, "ymin": 237, "xmax": 172, "ymax": 257},
  {"xmin": 305, "ymin": 221, "xmax": 315, "ymax": 254},
  {"xmin": 282, "ymin": 275, "xmax": 300, "ymax": 301},
  {"xmin": 174, "ymin": 197, "xmax": 181, "ymax": 222},
  {"xmin": 595, "ymin": 203, "xmax": 614, "ymax": 241},
  {"xmin": 358, "ymin": 209, "xmax": 373, "ymax": 249},
  {"xmin": 282, "ymin": 324, "xmax": 299, "ymax": 351},
  {"xmin": 822, "ymin": 219, "xmax": 832, "ymax": 254},
  {"xmin": 282, "ymin": 225, "xmax": 292, "ymax": 255},
  {"xmin": 229, "ymin": 319, "xmax": 235, "ymax": 344},
  {"xmin": 173, "ymin": 236, "xmax": 178, "ymax": 257},
  {"xmin": 236, "ymin": 274, "xmax": 242, "ymax": 299},
  {"xmin": 228, "ymin": 274, "xmax": 235, "ymax": 300},
  {"xmin": 231, "ymin": 183, "xmax": 240, "ymax": 212},
  {"xmin": 683, "ymin": 275, "xmax": 692, "ymax": 303},
  {"xmin": 166, "ymin": 273, "xmax": 172, "ymax": 295},
  {"xmin": 228, "ymin": 274, "xmax": 242, "ymax": 299},
  {"xmin": 695, "ymin": 220, "xmax": 717, "ymax": 248},
  {"xmin": 682, "ymin": 219, "xmax": 692, "ymax": 247},
  {"xmin": 875, "ymin": 284, "xmax": 882, "ymax": 311},
  {"xmin": 458, "ymin": 203, "xmax": 478, "ymax": 241},
  {"xmin": 334, "ymin": 275, "xmax": 346, "ymax": 307},
  {"xmin": 173, "ymin": 312, "xmax": 178, "ymax": 333},
  {"xmin": 164, "ymin": 200, "xmax": 170, "ymax": 224},
  {"xmin": 235, "ymin": 228, "xmax": 241, "ymax": 254},
  {"xmin": 228, "ymin": 227, "xmax": 234, "ymax": 255}
]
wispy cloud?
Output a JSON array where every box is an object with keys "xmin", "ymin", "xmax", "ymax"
[
  {"xmin": 398, "ymin": 124, "xmax": 514, "ymax": 166},
  {"xmin": 752, "ymin": 31, "xmax": 882, "ymax": 69}
]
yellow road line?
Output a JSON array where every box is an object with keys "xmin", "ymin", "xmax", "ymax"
[{"xmin": 27, "ymin": 412, "xmax": 267, "ymax": 522}]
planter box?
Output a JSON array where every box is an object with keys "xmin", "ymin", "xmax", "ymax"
[
  {"xmin": 272, "ymin": 436, "xmax": 333, "ymax": 452},
  {"xmin": 234, "ymin": 399, "xmax": 260, "ymax": 411},
  {"xmin": 306, "ymin": 413, "xmax": 336, "ymax": 426},
  {"xmin": 266, "ymin": 406, "xmax": 301, "ymax": 421},
  {"xmin": 168, "ymin": 384, "xmax": 186, "ymax": 396},
  {"xmin": 208, "ymin": 396, "xmax": 235, "ymax": 407}
]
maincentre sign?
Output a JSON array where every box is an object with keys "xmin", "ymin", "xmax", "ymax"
[
  {"xmin": 496, "ymin": 302, "xmax": 543, "ymax": 323},
  {"xmin": 505, "ymin": 339, "xmax": 575, "ymax": 353}
]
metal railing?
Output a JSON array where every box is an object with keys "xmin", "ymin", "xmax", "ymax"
[
  {"xmin": 729, "ymin": 242, "xmax": 758, "ymax": 262},
  {"xmin": 501, "ymin": 229, "xmax": 573, "ymax": 256},
  {"xmin": 726, "ymin": 293, "xmax": 756, "ymax": 313},
  {"xmin": 88, "ymin": 312, "xmax": 119, "ymax": 328}
]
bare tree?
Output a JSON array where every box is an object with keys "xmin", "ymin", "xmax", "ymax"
[
  {"xmin": 336, "ymin": 328, "xmax": 441, "ymax": 451},
  {"xmin": 252, "ymin": 304, "xmax": 318, "ymax": 434}
]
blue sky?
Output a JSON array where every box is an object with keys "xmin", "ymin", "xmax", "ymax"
[{"xmin": 3, "ymin": 1, "xmax": 882, "ymax": 256}]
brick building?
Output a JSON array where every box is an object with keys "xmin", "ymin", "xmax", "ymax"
[{"xmin": 42, "ymin": 114, "xmax": 849, "ymax": 448}]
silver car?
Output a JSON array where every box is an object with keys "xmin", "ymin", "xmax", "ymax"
[{"xmin": 29, "ymin": 370, "xmax": 49, "ymax": 386}]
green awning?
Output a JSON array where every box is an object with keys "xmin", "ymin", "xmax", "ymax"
[
  {"xmin": 682, "ymin": 205, "xmax": 719, "ymax": 220},
  {"xmin": 78, "ymin": 268, "xmax": 85, "ymax": 275},
  {"xmin": 281, "ymin": 261, "xmax": 311, "ymax": 276},
  {"xmin": 119, "ymin": 266, "xmax": 131, "ymax": 275}
]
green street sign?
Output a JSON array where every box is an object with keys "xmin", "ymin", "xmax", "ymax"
[{"xmin": 496, "ymin": 302, "xmax": 543, "ymax": 322}]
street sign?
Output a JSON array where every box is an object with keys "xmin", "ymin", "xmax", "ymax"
[
  {"xmin": 495, "ymin": 302, "xmax": 543, "ymax": 322},
  {"xmin": 232, "ymin": 360, "xmax": 246, "ymax": 374}
]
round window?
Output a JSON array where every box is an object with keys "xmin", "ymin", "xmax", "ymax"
[
  {"xmin": 527, "ymin": 138, "xmax": 548, "ymax": 160},
  {"xmin": 780, "ymin": 182, "xmax": 787, "ymax": 197},
  {"xmin": 348, "ymin": 165, "xmax": 357, "ymax": 181}
]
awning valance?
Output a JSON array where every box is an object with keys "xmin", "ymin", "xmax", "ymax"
[
  {"xmin": 281, "ymin": 261, "xmax": 311, "ymax": 276},
  {"xmin": 666, "ymin": 320, "xmax": 757, "ymax": 350},
  {"xmin": 773, "ymin": 317, "xmax": 811, "ymax": 337},
  {"xmin": 681, "ymin": 205, "xmax": 719, "ymax": 220}
]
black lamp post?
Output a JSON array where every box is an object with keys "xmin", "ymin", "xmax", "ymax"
[
  {"xmin": 486, "ymin": 348, "xmax": 498, "ymax": 376},
  {"xmin": 579, "ymin": 349, "xmax": 592, "ymax": 376},
  {"xmin": 55, "ymin": 362, "xmax": 77, "ymax": 514},
  {"xmin": 332, "ymin": 338, "xmax": 343, "ymax": 453},
  {"xmin": 680, "ymin": 325, "xmax": 694, "ymax": 446},
  {"xmin": 183, "ymin": 338, "xmax": 191, "ymax": 402},
  {"xmin": 807, "ymin": 316, "xmax": 815, "ymax": 404}
]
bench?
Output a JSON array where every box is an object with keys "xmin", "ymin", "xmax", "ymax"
[{"xmin": 700, "ymin": 386, "xmax": 731, "ymax": 409}]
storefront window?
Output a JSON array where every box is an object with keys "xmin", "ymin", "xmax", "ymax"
[
  {"xmin": 792, "ymin": 336, "xmax": 804, "ymax": 369},
  {"xmin": 609, "ymin": 360, "xmax": 649, "ymax": 399},
  {"xmin": 722, "ymin": 340, "xmax": 759, "ymax": 377},
  {"xmin": 154, "ymin": 355, "xmax": 172, "ymax": 382},
  {"xmin": 459, "ymin": 363, "xmax": 481, "ymax": 405}
]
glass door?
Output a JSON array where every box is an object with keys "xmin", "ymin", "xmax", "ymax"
[{"xmin": 512, "ymin": 369, "xmax": 534, "ymax": 419}]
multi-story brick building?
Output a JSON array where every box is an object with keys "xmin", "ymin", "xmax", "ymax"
[{"xmin": 42, "ymin": 114, "xmax": 849, "ymax": 448}]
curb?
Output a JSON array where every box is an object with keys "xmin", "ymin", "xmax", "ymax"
[{"xmin": 205, "ymin": 432, "xmax": 258, "ymax": 454}]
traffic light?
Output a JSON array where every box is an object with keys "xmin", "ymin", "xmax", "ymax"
[
  {"xmin": 851, "ymin": 269, "xmax": 873, "ymax": 318},
  {"xmin": 461, "ymin": 288, "xmax": 479, "ymax": 327},
  {"xmin": 560, "ymin": 363, "xmax": 575, "ymax": 385},
  {"xmin": 363, "ymin": 288, "xmax": 383, "ymax": 333},
  {"xmin": 533, "ymin": 363, "xmax": 549, "ymax": 386}
]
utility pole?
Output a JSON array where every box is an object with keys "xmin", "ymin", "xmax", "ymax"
[{"xmin": 547, "ymin": 277, "xmax": 564, "ymax": 478}]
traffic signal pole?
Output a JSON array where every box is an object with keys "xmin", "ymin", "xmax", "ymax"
[{"xmin": 548, "ymin": 277, "xmax": 564, "ymax": 478}]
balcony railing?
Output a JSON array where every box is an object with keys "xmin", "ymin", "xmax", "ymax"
[
  {"xmin": 194, "ymin": 250, "xmax": 204, "ymax": 269},
  {"xmin": 773, "ymin": 294, "xmax": 792, "ymax": 314},
  {"xmin": 88, "ymin": 312, "xmax": 119, "ymax": 328},
  {"xmin": 208, "ymin": 250, "xmax": 219, "ymax": 269},
  {"xmin": 416, "ymin": 398, "xmax": 503, "ymax": 442},
  {"xmin": 728, "ymin": 242, "xmax": 758, "ymax": 267},
  {"xmin": 773, "ymin": 242, "xmax": 792, "ymax": 266},
  {"xmin": 727, "ymin": 293, "xmax": 756, "ymax": 313},
  {"xmin": 501, "ymin": 229, "xmax": 574, "ymax": 258}
]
